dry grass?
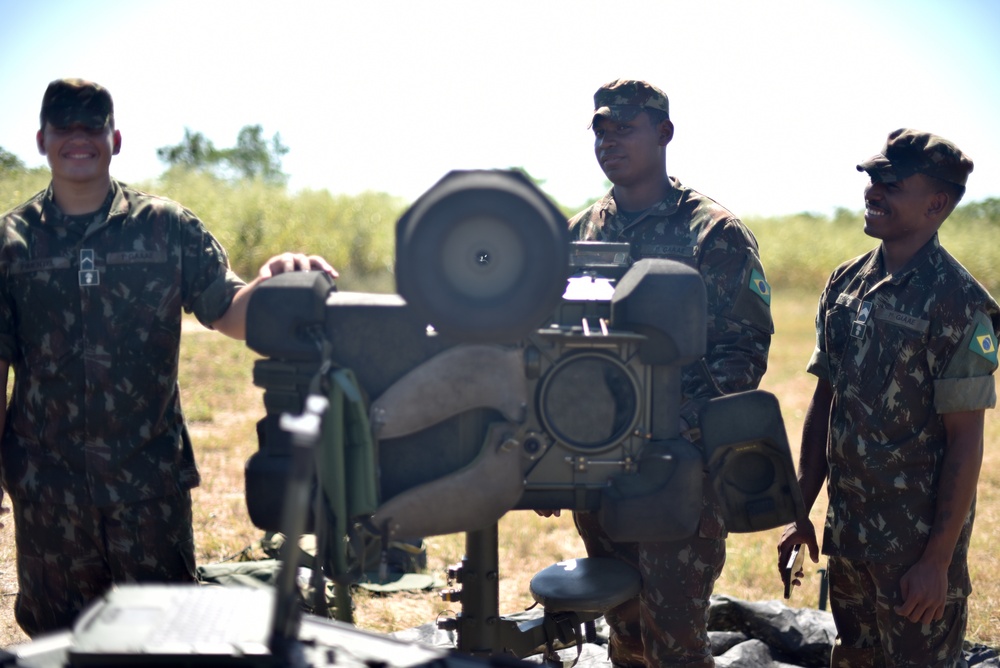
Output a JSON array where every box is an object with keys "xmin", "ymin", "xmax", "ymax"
[{"xmin": 2, "ymin": 291, "xmax": 998, "ymax": 650}]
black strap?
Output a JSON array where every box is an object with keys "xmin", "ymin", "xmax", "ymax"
[{"xmin": 542, "ymin": 611, "xmax": 585, "ymax": 667}]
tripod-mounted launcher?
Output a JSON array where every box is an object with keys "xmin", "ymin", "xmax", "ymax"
[{"xmin": 243, "ymin": 170, "xmax": 804, "ymax": 662}]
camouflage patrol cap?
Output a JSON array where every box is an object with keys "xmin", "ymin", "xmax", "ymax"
[
  {"xmin": 40, "ymin": 78, "xmax": 114, "ymax": 130},
  {"xmin": 857, "ymin": 128, "xmax": 974, "ymax": 187},
  {"xmin": 592, "ymin": 79, "xmax": 670, "ymax": 125}
]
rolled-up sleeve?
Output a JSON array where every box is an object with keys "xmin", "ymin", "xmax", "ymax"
[
  {"xmin": 933, "ymin": 309, "xmax": 999, "ymax": 413},
  {"xmin": 177, "ymin": 211, "xmax": 246, "ymax": 327}
]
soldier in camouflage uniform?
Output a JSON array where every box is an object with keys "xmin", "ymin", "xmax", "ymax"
[
  {"xmin": 564, "ymin": 79, "xmax": 773, "ymax": 667},
  {"xmin": 0, "ymin": 78, "xmax": 335, "ymax": 636},
  {"xmin": 778, "ymin": 129, "xmax": 999, "ymax": 667}
]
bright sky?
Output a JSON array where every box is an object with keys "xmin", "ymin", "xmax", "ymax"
[{"xmin": 2, "ymin": 0, "xmax": 998, "ymax": 217}]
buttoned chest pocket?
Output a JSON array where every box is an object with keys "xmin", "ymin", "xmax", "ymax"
[
  {"xmin": 102, "ymin": 245, "xmax": 181, "ymax": 335},
  {"xmin": 855, "ymin": 315, "xmax": 929, "ymax": 409},
  {"xmin": 106, "ymin": 246, "xmax": 176, "ymax": 293}
]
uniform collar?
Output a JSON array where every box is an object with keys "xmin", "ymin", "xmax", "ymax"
[
  {"xmin": 865, "ymin": 233, "xmax": 941, "ymax": 292},
  {"xmin": 598, "ymin": 176, "xmax": 685, "ymax": 223},
  {"xmin": 885, "ymin": 234, "xmax": 940, "ymax": 282},
  {"xmin": 107, "ymin": 179, "xmax": 129, "ymax": 218},
  {"xmin": 40, "ymin": 180, "xmax": 125, "ymax": 233}
]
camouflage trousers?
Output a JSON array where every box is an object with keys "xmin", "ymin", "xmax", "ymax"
[
  {"xmin": 828, "ymin": 556, "xmax": 969, "ymax": 668},
  {"xmin": 574, "ymin": 512, "xmax": 726, "ymax": 667},
  {"xmin": 11, "ymin": 490, "xmax": 197, "ymax": 637}
]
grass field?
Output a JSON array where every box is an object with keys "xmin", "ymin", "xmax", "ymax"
[{"xmin": 1, "ymin": 288, "xmax": 997, "ymax": 650}]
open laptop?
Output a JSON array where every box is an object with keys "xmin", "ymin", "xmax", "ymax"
[{"xmin": 66, "ymin": 395, "xmax": 329, "ymax": 667}]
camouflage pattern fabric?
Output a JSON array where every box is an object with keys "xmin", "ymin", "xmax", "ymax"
[
  {"xmin": 575, "ymin": 512, "xmax": 725, "ymax": 667},
  {"xmin": 11, "ymin": 490, "xmax": 196, "ymax": 637},
  {"xmin": 827, "ymin": 556, "xmax": 968, "ymax": 668},
  {"xmin": 592, "ymin": 78, "xmax": 670, "ymax": 123},
  {"xmin": 0, "ymin": 179, "xmax": 246, "ymax": 508},
  {"xmin": 39, "ymin": 78, "xmax": 114, "ymax": 130},
  {"xmin": 807, "ymin": 234, "xmax": 999, "ymax": 565},
  {"xmin": 856, "ymin": 128, "xmax": 974, "ymax": 187},
  {"xmin": 569, "ymin": 179, "xmax": 772, "ymax": 666},
  {"xmin": 569, "ymin": 179, "xmax": 773, "ymax": 435}
]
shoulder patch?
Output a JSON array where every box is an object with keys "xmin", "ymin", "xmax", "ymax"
[
  {"xmin": 969, "ymin": 321, "xmax": 998, "ymax": 363},
  {"xmin": 749, "ymin": 268, "xmax": 771, "ymax": 305}
]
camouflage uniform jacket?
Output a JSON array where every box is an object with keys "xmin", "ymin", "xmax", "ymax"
[
  {"xmin": 0, "ymin": 179, "xmax": 246, "ymax": 507},
  {"xmin": 807, "ymin": 234, "xmax": 1000, "ymax": 565},
  {"xmin": 568, "ymin": 178, "xmax": 773, "ymax": 428}
]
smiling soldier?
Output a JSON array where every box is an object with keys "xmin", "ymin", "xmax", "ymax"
[
  {"xmin": 0, "ymin": 78, "xmax": 335, "ymax": 636},
  {"xmin": 778, "ymin": 129, "xmax": 1000, "ymax": 667}
]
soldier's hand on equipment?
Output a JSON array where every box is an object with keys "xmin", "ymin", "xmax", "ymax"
[
  {"xmin": 258, "ymin": 253, "xmax": 338, "ymax": 279},
  {"xmin": 534, "ymin": 509, "xmax": 561, "ymax": 518}
]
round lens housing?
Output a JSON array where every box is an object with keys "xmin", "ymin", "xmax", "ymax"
[{"xmin": 538, "ymin": 352, "xmax": 641, "ymax": 452}]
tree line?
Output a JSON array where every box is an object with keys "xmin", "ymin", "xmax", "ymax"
[
  {"xmin": 3, "ymin": 126, "xmax": 998, "ymax": 294},
  {"xmin": 0, "ymin": 124, "xmax": 290, "ymax": 186},
  {"xmin": 155, "ymin": 125, "xmax": 289, "ymax": 185}
]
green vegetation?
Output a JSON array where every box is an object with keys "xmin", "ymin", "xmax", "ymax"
[
  {"xmin": 157, "ymin": 125, "xmax": 290, "ymax": 185},
  {"xmin": 3, "ymin": 160, "xmax": 999, "ymax": 296},
  {"xmin": 0, "ymin": 147, "xmax": 27, "ymax": 173},
  {"xmin": 149, "ymin": 169, "xmax": 403, "ymax": 291},
  {"xmin": 0, "ymin": 167, "xmax": 404, "ymax": 292},
  {"xmin": 748, "ymin": 203, "xmax": 1000, "ymax": 296},
  {"xmin": 2, "ymin": 157, "xmax": 1000, "ymax": 648},
  {"xmin": 0, "ymin": 167, "xmax": 50, "ymax": 214}
]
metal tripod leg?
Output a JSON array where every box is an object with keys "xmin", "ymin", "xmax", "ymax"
[{"xmin": 454, "ymin": 524, "xmax": 501, "ymax": 656}]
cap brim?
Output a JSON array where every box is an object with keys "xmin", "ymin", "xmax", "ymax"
[
  {"xmin": 590, "ymin": 105, "xmax": 644, "ymax": 128},
  {"xmin": 856, "ymin": 154, "xmax": 911, "ymax": 183},
  {"xmin": 46, "ymin": 108, "xmax": 110, "ymax": 129},
  {"xmin": 44, "ymin": 91, "xmax": 113, "ymax": 129}
]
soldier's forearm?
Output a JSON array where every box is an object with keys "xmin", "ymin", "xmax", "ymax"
[
  {"xmin": 921, "ymin": 410, "xmax": 984, "ymax": 567},
  {"xmin": 796, "ymin": 379, "xmax": 832, "ymax": 513}
]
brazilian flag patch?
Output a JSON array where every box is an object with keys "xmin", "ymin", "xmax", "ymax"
[
  {"xmin": 969, "ymin": 322, "xmax": 998, "ymax": 363},
  {"xmin": 749, "ymin": 269, "xmax": 771, "ymax": 305}
]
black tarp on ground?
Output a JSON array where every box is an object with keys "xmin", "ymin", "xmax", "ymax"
[{"xmin": 393, "ymin": 595, "xmax": 1000, "ymax": 668}]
